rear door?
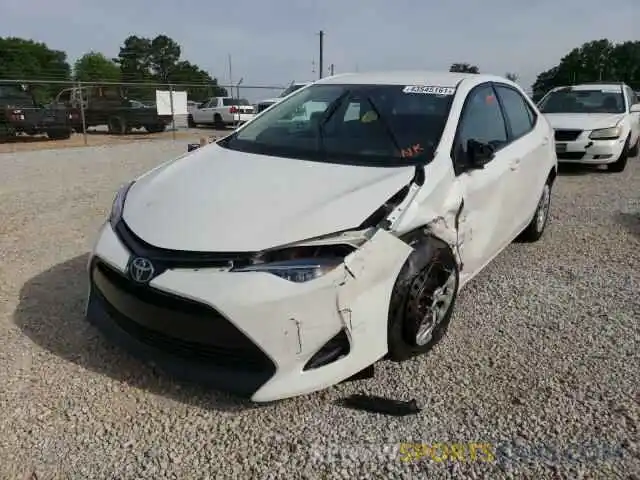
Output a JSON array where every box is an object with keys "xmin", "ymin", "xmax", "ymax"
[
  {"xmin": 494, "ymin": 83, "xmax": 548, "ymax": 234},
  {"xmin": 452, "ymin": 83, "xmax": 517, "ymax": 279}
]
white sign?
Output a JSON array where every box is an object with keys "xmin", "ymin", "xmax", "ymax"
[
  {"xmin": 155, "ymin": 90, "xmax": 188, "ymax": 115},
  {"xmin": 402, "ymin": 85, "xmax": 455, "ymax": 95}
]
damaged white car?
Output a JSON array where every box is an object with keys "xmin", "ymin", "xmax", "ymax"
[{"xmin": 86, "ymin": 72, "xmax": 558, "ymax": 402}]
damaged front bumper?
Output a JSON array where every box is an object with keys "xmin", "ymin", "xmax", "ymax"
[{"xmin": 86, "ymin": 222, "xmax": 413, "ymax": 402}]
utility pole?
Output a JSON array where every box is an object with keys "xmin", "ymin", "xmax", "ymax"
[
  {"xmin": 329, "ymin": 64, "xmax": 334, "ymax": 76},
  {"xmin": 318, "ymin": 30, "xmax": 324, "ymax": 80},
  {"xmin": 228, "ymin": 54, "xmax": 233, "ymax": 97}
]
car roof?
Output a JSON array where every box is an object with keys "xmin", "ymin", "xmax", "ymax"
[
  {"xmin": 552, "ymin": 83, "xmax": 625, "ymax": 91},
  {"xmin": 314, "ymin": 71, "xmax": 509, "ymax": 88}
]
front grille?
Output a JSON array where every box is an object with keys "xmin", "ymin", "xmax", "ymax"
[
  {"xmin": 554, "ymin": 129, "xmax": 582, "ymax": 141},
  {"xmin": 114, "ymin": 219, "xmax": 255, "ymax": 271},
  {"xmin": 557, "ymin": 151, "xmax": 585, "ymax": 160},
  {"xmin": 92, "ymin": 260, "xmax": 275, "ymax": 372}
]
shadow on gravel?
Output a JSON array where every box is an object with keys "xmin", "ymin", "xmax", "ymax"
[
  {"xmin": 557, "ymin": 163, "xmax": 603, "ymax": 176},
  {"xmin": 13, "ymin": 254, "xmax": 259, "ymax": 413},
  {"xmin": 614, "ymin": 212, "xmax": 640, "ymax": 239}
]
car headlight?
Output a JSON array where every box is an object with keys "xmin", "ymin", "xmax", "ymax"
[
  {"xmin": 589, "ymin": 126, "xmax": 621, "ymax": 140},
  {"xmin": 231, "ymin": 240, "xmax": 363, "ymax": 283},
  {"xmin": 108, "ymin": 181, "xmax": 134, "ymax": 228}
]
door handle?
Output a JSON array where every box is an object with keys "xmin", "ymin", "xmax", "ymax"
[{"xmin": 510, "ymin": 158, "xmax": 521, "ymax": 171}]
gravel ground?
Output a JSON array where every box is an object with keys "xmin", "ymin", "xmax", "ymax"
[{"xmin": 0, "ymin": 141, "xmax": 638, "ymax": 479}]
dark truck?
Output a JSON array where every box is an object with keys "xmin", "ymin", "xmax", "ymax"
[
  {"xmin": 54, "ymin": 86, "xmax": 173, "ymax": 134},
  {"xmin": 0, "ymin": 84, "xmax": 73, "ymax": 140}
]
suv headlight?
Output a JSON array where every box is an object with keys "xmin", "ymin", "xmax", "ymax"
[
  {"xmin": 589, "ymin": 126, "xmax": 621, "ymax": 140},
  {"xmin": 109, "ymin": 181, "xmax": 134, "ymax": 228},
  {"xmin": 231, "ymin": 237, "xmax": 367, "ymax": 283}
]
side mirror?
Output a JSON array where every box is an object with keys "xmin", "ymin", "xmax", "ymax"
[
  {"xmin": 630, "ymin": 103, "xmax": 640, "ymax": 113},
  {"xmin": 466, "ymin": 139, "xmax": 495, "ymax": 168}
]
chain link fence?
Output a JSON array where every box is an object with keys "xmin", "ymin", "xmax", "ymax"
[{"xmin": 0, "ymin": 78, "xmax": 289, "ymax": 149}]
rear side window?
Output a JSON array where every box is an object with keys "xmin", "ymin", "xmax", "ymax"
[
  {"xmin": 495, "ymin": 85, "xmax": 535, "ymax": 139},
  {"xmin": 223, "ymin": 98, "xmax": 250, "ymax": 106}
]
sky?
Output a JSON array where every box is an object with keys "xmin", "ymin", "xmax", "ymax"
[{"xmin": 1, "ymin": 0, "xmax": 639, "ymax": 101}]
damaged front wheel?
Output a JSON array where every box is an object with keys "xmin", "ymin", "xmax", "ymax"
[{"xmin": 387, "ymin": 236, "xmax": 460, "ymax": 361}]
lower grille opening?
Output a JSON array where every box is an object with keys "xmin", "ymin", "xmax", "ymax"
[
  {"xmin": 557, "ymin": 151, "xmax": 586, "ymax": 160},
  {"xmin": 92, "ymin": 260, "xmax": 275, "ymax": 373},
  {"xmin": 304, "ymin": 329, "xmax": 351, "ymax": 371}
]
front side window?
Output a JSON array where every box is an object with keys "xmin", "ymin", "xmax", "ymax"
[
  {"xmin": 538, "ymin": 88, "xmax": 625, "ymax": 114},
  {"xmin": 459, "ymin": 84, "xmax": 508, "ymax": 151},
  {"xmin": 223, "ymin": 98, "xmax": 250, "ymax": 106},
  {"xmin": 219, "ymin": 83, "xmax": 456, "ymax": 166}
]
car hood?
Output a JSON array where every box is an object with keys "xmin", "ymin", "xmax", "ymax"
[
  {"xmin": 543, "ymin": 113, "xmax": 625, "ymax": 131},
  {"xmin": 122, "ymin": 143, "xmax": 415, "ymax": 252}
]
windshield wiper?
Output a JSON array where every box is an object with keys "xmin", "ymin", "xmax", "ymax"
[
  {"xmin": 364, "ymin": 96, "xmax": 402, "ymax": 155},
  {"xmin": 316, "ymin": 90, "xmax": 351, "ymax": 153}
]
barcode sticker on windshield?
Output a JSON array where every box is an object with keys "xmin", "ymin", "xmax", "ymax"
[{"xmin": 402, "ymin": 85, "xmax": 455, "ymax": 95}]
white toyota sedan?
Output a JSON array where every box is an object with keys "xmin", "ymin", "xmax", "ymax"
[
  {"xmin": 538, "ymin": 83, "xmax": 640, "ymax": 172},
  {"xmin": 86, "ymin": 71, "xmax": 557, "ymax": 403}
]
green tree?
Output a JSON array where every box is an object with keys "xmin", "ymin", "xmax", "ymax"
[
  {"xmin": 113, "ymin": 34, "xmax": 225, "ymax": 101},
  {"xmin": 74, "ymin": 52, "xmax": 120, "ymax": 83},
  {"xmin": 531, "ymin": 39, "xmax": 640, "ymax": 100},
  {"xmin": 449, "ymin": 63, "xmax": 480, "ymax": 74},
  {"xmin": 505, "ymin": 72, "xmax": 518, "ymax": 82},
  {"xmin": 0, "ymin": 37, "xmax": 71, "ymax": 102}
]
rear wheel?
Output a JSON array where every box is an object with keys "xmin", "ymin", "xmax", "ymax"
[
  {"xmin": 606, "ymin": 136, "xmax": 630, "ymax": 173},
  {"xmin": 107, "ymin": 116, "xmax": 128, "ymax": 135},
  {"xmin": 387, "ymin": 236, "xmax": 459, "ymax": 362},
  {"xmin": 214, "ymin": 113, "xmax": 225, "ymax": 129},
  {"xmin": 518, "ymin": 181, "xmax": 552, "ymax": 242},
  {"xmin": 46, "ymin": 128, "xmax": 72, "ymax": 140}
]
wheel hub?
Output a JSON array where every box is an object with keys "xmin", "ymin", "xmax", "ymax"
[{"xmin": 413, "ymin": 267, "xmax": 457, "ymax": 346}]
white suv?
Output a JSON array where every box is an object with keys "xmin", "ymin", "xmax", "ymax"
[{"xmin": 538, "ymin": 83, "xmax": 640, "ymax": 172}]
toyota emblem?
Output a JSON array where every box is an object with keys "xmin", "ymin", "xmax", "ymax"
[{"xmin": 128, "ymin": 257, "xmax": 155, "ymax": 284}]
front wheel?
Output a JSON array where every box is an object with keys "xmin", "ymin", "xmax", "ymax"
[
  {"xmin": 387, "ymin": 237, "xmax": 460, "ymax": 362},
  {"xmin": 607, "ymin": 136, "xmax": 630, "ymax": 173}
]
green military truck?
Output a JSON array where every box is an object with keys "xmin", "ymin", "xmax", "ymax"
[
  {"xmin": 0, "ymin": 84, "xmax": 73, "ymax": 141},
  {"xmin": 54, "ymin": 86, "xmax": 173, "ymax": 134}
]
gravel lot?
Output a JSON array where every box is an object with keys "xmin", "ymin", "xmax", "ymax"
[{"xmin": 0, "ymin": 141, "xmax": 638, "ymax": 479}]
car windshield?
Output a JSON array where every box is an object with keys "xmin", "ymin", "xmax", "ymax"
[
  {"xmin": 222, "ymin": 98, "xmax": 250, "ymax": 106},
  {"xmin": 218, "ymin": 83, "xmax": 455, "ymax": 166},
  {"xmin": 279, "ymin": 84, "xmax": 306, "ymax": 98},
  {"xmin": 539, "ymin": 88, "xmax": 625, "ymax": 114},
  {"xmin": 0, "ymin": 86, "xmax": 34, "ymax": 102}
]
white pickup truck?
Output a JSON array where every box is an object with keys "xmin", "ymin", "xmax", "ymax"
[{"xmin": 188, "ymin": 97, "xmax": 255, "ymax": 129}]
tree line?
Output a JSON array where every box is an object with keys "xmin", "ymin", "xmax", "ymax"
[
  {"xmin": 0, "ymin": 35, "xmax": 227, "ymax": 102},
  {"xmin": 1, "ymin": 35, "xmax": 639, "ymax": 103},
  {"xmin": 450, "ymin": 38, "xmax": 640, "ymax": 99}
]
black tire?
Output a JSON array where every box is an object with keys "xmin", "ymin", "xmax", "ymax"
[
  {"xmin": 107, "ymin": 116, "xmax": 127, "ymax": 135},
  {"xmin": 46, "ymin": 128, "xmax": 72, "ymax": 140},
  {"xmin": 518, "ymin": 180, "xmax": 553, "ymax": 242},
  {"xmin": 627, "ymin": 136, "xmax": 638, "ymax": 158},
  {"xmin": 187, "ymin": 115, "xmax": 196, "ymax": 128},
  {"xmin": 144, "ymin": 124, "xmax": 166, "ymax": 134},
  {"xmin": 214, "ymin": 113, "xmax": 225, "ymax": 129},
  {"xmin": 607, "ymin": 136, "xmax": 630, "ymax": 173},
  {"xmin": 387, "ymin": 236, "xmax": 460, "ymax": 362}
]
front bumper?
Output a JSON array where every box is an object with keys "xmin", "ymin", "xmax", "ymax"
[
  {"xmin": 86, "ymin": 222, "xmax": 411, "ymax": 402},
  {"xmin": 554, "ymin": 136, "xmax": 625, "ymax": 164}
]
